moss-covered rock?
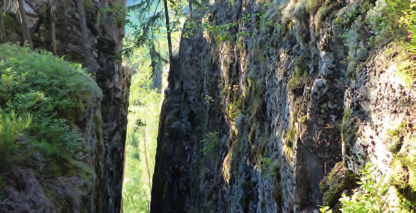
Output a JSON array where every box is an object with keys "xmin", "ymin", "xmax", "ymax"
[
  {"xmin": 321, "ymin": 162, "xmax": 360, "ymax": 209},
  {"xmin": 0, "ymin": 44, "xmax": 101, "ymax": 157},
  {"xmin": 0, "ymin": 43, "xmax": 101, "ymax": 212}
]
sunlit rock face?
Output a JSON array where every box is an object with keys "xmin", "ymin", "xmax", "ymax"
[
  {"xmin": 151, "ymin": 0, "xmax": 414, "ymax": 212},
  {"xmin": 1, "ymin": 1, "xmax": 129, "ymax": 212}
]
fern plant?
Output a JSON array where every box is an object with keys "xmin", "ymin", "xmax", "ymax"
[
  {"xmin": 0, "ymin": 44, "xmax": 101, "ymax": 159},
  {"xmin": 201, "ymin": 132, "xmax": 219, "ymax": 157},
  {"xmin": 0, "ymin": 109, "xmax": 32, "ymax": 154}
]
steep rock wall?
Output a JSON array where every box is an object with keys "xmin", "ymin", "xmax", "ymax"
[
  {"xmin": 151, "ymin": 0, "xmax": 414, "ymax": 212},
  {"xmin": 0, "ymin": 0, "xmax": 129, "ymax": 212}
]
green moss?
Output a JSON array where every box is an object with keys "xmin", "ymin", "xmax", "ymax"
[
  {"xmin": 391, "ymin": 154, "xmax": 416, "ymax": 208},
  {"xmin": 291, "ymin": 99, "xmax": 303, "ymax": 126},
  {"xmin": 305, "ymin": 0, "xmax": 321, "ymax": 15},
  {"xmin": 293, "ymin": 53, "xmax": 309, "ymax": 77},
  {"xmin": 387, "ymin": 123, "xmax": 407, "ymax": 154},
  {"xmin": 287, "ymin": 54, "xmax": 308, "ymax": 95},
  {"xmin": 343, "ymin": 107, "xmax": 351, "ymax": 123},
  {"xmin": 249, "ymin": 126, "xmax": 256, "ymax": 145},
  {"xmin": 299, "ymin": 115, "xmax": 307, "ymax": 124},
  {"xmin": 84, "ymin": 0, "xmax": 95, "ymax": 11},
  {"xmin": 45, "ymin": 155, "xmax": 75, "ymax": 177},
  {"xmin": 74, "ymin": 95, "xmax": 85, "ymax": 117},
  {"xmin": 321, "ymin": 162, "xmax": 360, "ymax": 208},
  {"xmin": 42, "ymin": 186, "xmax": 56, "ymax": 200},
  {"xmin": 315, "ymin": 0, "xmax": 341, "ymax": 33},
  {"xmin": 287, "ymin": 77, "xmax": 303, "ymax": 94},
  {"xmin": 283, "ymin": 144, "xmax": 293, "ymax": 158},
  {"xmin": 93, "ymin": 114, "xmax": 102, "ymax": 141},
  {"xmin": 3, "ymin": 13, "xmax": 21, "ymax": 35},
  {"xmin": 341, "ymin": 107, "xmax": 356, "ymax": 147},
  {"xmin": 396, "ymin": 59, "xmax": 414, "ymax": 89},
  {"xmin": 285, "ymin": 127, "xmax": 298, "ymax": 148},
  {"xmin": 63, "ymin": 94, "xmax": 85, "ymax": 125}
]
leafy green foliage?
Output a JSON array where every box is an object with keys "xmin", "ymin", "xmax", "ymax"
[
  {"xmin": 320, "ymin": 163, "xmax": 414, "ymax": 213},
  {"xmin": 100, "ymin": 1, "xmax": 130, "ymax": 24},
  {"xmin": 122, "ymin": 36, "xmax": 163, "ymax": 212},
  {"xmin": 208, "ymin": 22, "xmax": 238, "ymax": 42},
  {"xmin": 0, "ymin": 110, "xmax": 32, "ymax": 155},
  {"xmin": 204, "ymin": 95, "xmax": 214, "ymax": 104},
  {"xmin": 124, "ymin": 0, "xmax": 185, "ymax": 77},
  {"xmin": 259, "ymin": 157, "xmax": 272, "ymax": 172},
  {"xmin": 338, "ymin": 167, "xmax": 390, "ymax": 212},
  {"xmin": 228, "ymin": 98, "xmax": 241, "ymax": 121},
  {"xmin": 0, "ymin": 44, "xmax": 101, "ymax": 158},
  {"xmin": 184, "ymin": 21, "xmax": 238, "ymax": 41},
  {"xmin": 365, "ymin": 0, "xmax": 413, "ymax": 53},
  {"xmin": 341, "ymin": 7, "xmax": 360, "ymax": 26}
]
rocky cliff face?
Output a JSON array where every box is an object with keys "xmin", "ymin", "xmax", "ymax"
[
  {"xmin": 151, "ymin": 0, "xmax": 414, "ymax": 212},
  {"xmin": 0, "ymin": 0, "xmax": 129, "ymax": 212}
]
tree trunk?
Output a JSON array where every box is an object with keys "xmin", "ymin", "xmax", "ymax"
[
  {"xmin": 17, "ymin": 0, "xmax": 32, "ymax": 49},
  {"xmin": 49, "ymin": 0, "xmax": 56, "ymax": 54},
  {"xmin": 163, "ymin": 0, "xmax": 172, "ymax": 61},
  {"xmin": 188, "ymin": 0, "xmax": 192, "ymax": 20},
  {"xmin": 75, "ymin": 0, "xmax": 97, "ymax": 77},
  {"xmin": 0, "ymin": 5, "xmax": 7, "ymax": 43}
]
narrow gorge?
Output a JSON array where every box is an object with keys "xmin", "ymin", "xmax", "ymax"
[{"xmin": 0, "ymin": 0, "xmax": 414, "ymax": 213}]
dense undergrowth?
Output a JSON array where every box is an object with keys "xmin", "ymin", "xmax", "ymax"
[
  {"xmin": 0, "ymin": 43, "xmax": 101, "ymax": 163},
  {"xmin": 0, "ymin": 44, "xmax": 101, "ymax": 209}
]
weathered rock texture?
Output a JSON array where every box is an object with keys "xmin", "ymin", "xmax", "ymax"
[
  {"xmin": 0, "ymin": 0, "xmax": 129, "ymax": 212},
  {"xmin": 151, "ymin": 0, "xmax": 414, "ymax": 212}
]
